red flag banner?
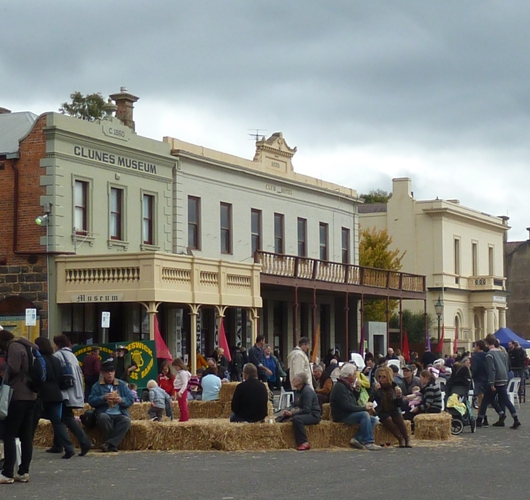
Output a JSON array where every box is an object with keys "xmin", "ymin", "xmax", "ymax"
[
  {"xmin": 154, "ymin": 315, "xmax": 172, "ymax": 361},
  {"xmin": 403, "ymin": 328, "xmax": 411, "ymax": 362},
  {"xmin": 218, "ymin": 317, "xmax": 232, "ymax": 362}
]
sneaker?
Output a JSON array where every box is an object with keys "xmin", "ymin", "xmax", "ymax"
[
  {"xmin": 14, "ymin": 473, "xmax": 29, "ymax": 483},
  {"xmin": 364, "ymin": 443, "xmax": 381, "ymax": 451},
  {"xmin": 0, "ymin": 474, "xmax": 14, "ymax": 484},
  {"xmin": 511, "ymin": 421, "xmax": 521, "ymax": 429},
  {"xmin": 349, "ymin": 438, "xmax": 364, "ymax": 450},
  {"xmin": 482, "ymin": 418, "xmax": 489, "ymax": 428}
]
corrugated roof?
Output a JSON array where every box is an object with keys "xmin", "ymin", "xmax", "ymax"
[
  {"xmin": 0, "ymin": 111, "xmax": 38, "ymax": 155},
  {"xmin": 358, "ymin": 203, "xmax": 388, "ymax": 213}
]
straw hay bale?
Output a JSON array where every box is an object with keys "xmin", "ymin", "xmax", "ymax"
[
  {"xmin": 219, "ymin": 382, "xmax": 239, "ymax": 402},
  {"xmin": 414, "ymin": 412, "xmax": 451, "ymax": 440},
  {"xmin": 321, "ymin": 403, "xmax": 331, "ymax": 421},
  {"xmin": 374, "ymin": 420, "xmax": 412, "ymax": 445}
]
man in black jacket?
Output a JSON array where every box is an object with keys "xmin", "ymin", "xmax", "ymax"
[
  {"xmin": 330, "ymin": 363, "xmax": 379, "ymax": 450},
  {"xmin": 230, "ymin": 364, "xmax": 268, "ymax": 422},
  {"xmin": 248, "ymin": 335, "xmax": 271, "ymax": 383}
]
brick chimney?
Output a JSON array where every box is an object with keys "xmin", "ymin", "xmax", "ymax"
[
  {"xmin": 109, "ymin": 87, "xmax": 139, "ymax": 131},
  {"xmin": 0, "ymin": 107, "xmax": 11, "ymax": 114}
]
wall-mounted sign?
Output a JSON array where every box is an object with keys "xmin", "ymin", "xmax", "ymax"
[
  {"xmin": 25, "ymin": 308, "xmax": 37, "ymax": 327},
  {"xmin": 72, "ymin": 293, "xmax": 124, "ymax": 303}
]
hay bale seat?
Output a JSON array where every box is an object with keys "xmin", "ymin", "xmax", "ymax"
[
  {"xmin": 34, "ymin": 417, "xmax": 411, "ymax": 451},
  {"xmin": 414, "ymin": 412, "xmax": 452, "ymax": 440}
]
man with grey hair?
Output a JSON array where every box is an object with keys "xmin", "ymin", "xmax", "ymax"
[
  {"xmin": 287, "ymin": 337, "xmax": 313, "ymax": 389},
  {"xmin": 329, "ymin": 363, "xmax": 379, "ymax": 451},
  {"xmin": 230, "ymin": 363, "xmax": 269, "ymax": 423}
]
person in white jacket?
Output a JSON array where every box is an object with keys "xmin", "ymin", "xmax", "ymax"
[{"xmin": 287, "ymin": 337, "xmax": 313, "ymax": 389}]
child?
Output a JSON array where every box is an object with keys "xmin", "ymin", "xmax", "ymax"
[
  {"xmin": 147, "ymin": 380, "xmax": 171, "ymax": 422},
  {"xmin": 172, "ymin": 358, "xmax": 191, "ymax": 422},
  {"xmin": 128, "ymin": 383, "xmax": 140, "ymax": 402},
  {"xmin": 405, "ymin": 386, "xmax": 422, "ymax": 410}
]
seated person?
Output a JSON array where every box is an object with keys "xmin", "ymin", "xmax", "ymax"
[
  {"xmin": 313, "ymin": 364, "xmax": 332, "ymax": 407},
  {"xmin": 390, "ymin": 364, "xmax": 405, "ymax": 391},
  {"xmin": 88, "ymin": 360, "xmax": 134, "ymax": 452},
  {"xmin": 445, "ymin": 358, "xmax": 472, "ymax": 398},
  {"xmin": 329, "ymin": 363, "xmax": 379, "ymax": 451},
  {"xmin": 370, "ymin": 366, "xmax": 411, "ymax": 448},
  {"xmin": 282, "ymin": 372, "xmax": 321, "ymax": 451},
  {"xmin": 409, "ymin": 369, "xmax": 443, "ymax": 418},
  {"xmin": 401, "ymin": 365, "xmax": 421, "ymax": 396},
  {"xmin": 404, "ymin": 386, "xmax": 422, "ymax": 410},
  {"xmin": 201, "ymin": 367, "xmax": 222, "ymax": 401},
  {"xmin": 187, "ymin": 369, "xmax": 203, "ymax": 400},
  {"xmin": 146, "ymin": 380, "xmax": 172, "ymax": 421},
  {"xmin": 230, "ymin": 363, "xmax": 268, "ymax": 423}
]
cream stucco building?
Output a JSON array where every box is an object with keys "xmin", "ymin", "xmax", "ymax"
[{"xmin": 359, "ymin": 178, "xmax": 509, "ymax": 353}]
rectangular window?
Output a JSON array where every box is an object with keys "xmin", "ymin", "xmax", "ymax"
[
  {"xmin": 319, "ymin": 222, "xmax": 329, "ymax": 261},
  {"xmin": 297, "ymin": 218, "xmax": 307, "ymax": 257},
  {"xmin": 142, "ymin": 194, "xmax": 154, "ymax": 245},
  {"xmin": 341, "ymin": 227, "xmax": 350, "ymax": 264},
  {"xmin": 274, "ymin": 213, "xmax": 284, "ymax": 254},
  {"xmin": 74, "ymin": 180, "xmax": 88, "ymax": 234},
  {"xmin": 110, "ymin": 187, "xmax": 123, "ymax": 240},
  {"xmin": 454, "ymin": 238, "xmax": 461, "ymax": 275},
  {"xmin": 220, "ymin": 202, "xmax": 232, "ymax": 254},
  {"xmin": 188, "ymin": 196, "xmax": 201, "ymax": 250},
  {"xmin": 251, "ymin": 209, "xmax": 262, "ymax": 254},
  {"xmin": 489, "ymin": 246, "xmax": 494, "ymax": 276},
  {"xmin": 472, "ymin": 242, "xmax": 478, "ymax": 276}
]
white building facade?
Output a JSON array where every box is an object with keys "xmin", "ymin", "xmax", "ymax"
[{"xmin": 359, "ymin": 177, "xmax": 508, "ymax": 353}]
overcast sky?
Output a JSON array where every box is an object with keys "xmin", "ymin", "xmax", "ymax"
[{"xmin": 2, "ymin": 1, "xmax": 529, "ymax": 240}]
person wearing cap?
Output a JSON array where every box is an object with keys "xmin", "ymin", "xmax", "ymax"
[
  {"xmin": 88, "ymin": 360, "xmax": 134, "ymax": 452},
  {"xmin": 401, "ymin": 365, "xmax": 421, "ymax": 396},
  {"xmin": 112, "ymin": 346, "xmax": 137, "ymax": 382}
]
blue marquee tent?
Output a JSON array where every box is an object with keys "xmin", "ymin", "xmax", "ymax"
[{"xmin": 494, "ymin": 327, "xmax": 530, "ymax": 349}]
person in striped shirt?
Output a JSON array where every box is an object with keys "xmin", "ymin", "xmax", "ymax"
[{"xmin": 411, "ymin": 370, "xmax": 443, "ymax": 416}]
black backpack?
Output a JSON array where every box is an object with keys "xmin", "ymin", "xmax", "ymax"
[{"xmin": 58, "ymin": 351, "xmax": 75, "ymax": 390}]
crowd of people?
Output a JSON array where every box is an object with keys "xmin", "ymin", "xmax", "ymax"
[{"xmin": 0, "ymin": 323, "xmax": 527, "ymax": 483}]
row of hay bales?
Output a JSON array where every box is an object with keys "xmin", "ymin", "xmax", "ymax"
[{"xmin": 34, "ymin": 418, "xmax": 417, "ymax": 451}]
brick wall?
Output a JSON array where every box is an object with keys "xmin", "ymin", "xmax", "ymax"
[{"xmin": 0, "ymin": 115, "xmax": 49, "ymax": 335}]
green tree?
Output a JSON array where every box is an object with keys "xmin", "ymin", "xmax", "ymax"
[
  {"xmin": 59, "ymin": 91, "xmax": 106, "ymax": 121},
  {"xmin": 359, "ymin": 227, "xmax": 405, "ymax": 321},
  {"xmin": 390, "ymin": 310, "xmax": 433, "ymax": 343},
  {"xmin": 360, "ymin": 189, "xmax": 391, "ymax": 204}
]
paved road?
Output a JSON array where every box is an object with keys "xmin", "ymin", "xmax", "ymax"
[{"xmin": 5, "ymin": 402, "xmax": 530, "ymax": 500}]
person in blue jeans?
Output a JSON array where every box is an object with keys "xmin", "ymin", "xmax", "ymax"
[{"xmin": 329, "ymin": 363, "xmax": 380, "ymax": 451}]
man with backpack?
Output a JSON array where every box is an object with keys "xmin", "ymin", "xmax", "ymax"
[
  {"xmin": 0, "ymin": 328, "xmax": 38, "ymax": 484},
  {"xmin": 48, "ymin": 335, "xmax": 92, "ymax": 457}
]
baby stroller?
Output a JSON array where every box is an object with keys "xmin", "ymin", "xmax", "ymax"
[{"xmin": 445, "ymin": 385, "xmax": 476, "ymax": 435}]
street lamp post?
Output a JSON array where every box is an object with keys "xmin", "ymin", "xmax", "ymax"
[{"xmin": 434, "ymin": 296, "xmax": 444, "ymax": 345}]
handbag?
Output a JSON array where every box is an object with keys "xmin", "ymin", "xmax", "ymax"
[
  {"xmin": 0, "ymin": 383, "xmax": 13, "ymax": 421},
  {"xmin": 59, "ymin": 351, "xmax": 75, "ymax": 390},
  {"xmin": 79, "ymin": 409, "xmax": 97, "ymax": 428}
]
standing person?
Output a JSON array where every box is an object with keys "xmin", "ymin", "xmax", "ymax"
[
  {"xmin": 172, "ymin": 358, "xmax": 191, "ymax": 422},
  {"xmin": 113, "ymin": 346, "xmax": 137, "ymax": 382},
  {"xmin": 282, "ymin": 372, "xmax": 321, "ymax": 451},
  {"xmin": 264, "ymin": 344, "xmax": 285, "ymax": 391},
  {"xmin": 471, "ymin": 340, "xmax": 489, "ymax": 422},
  {"xmin": 395, "ymin": 349, "xmax": 406, "ymax": 368},
  {"xmin": 287, "ymin": 337, "xmax": 313, "ymax": 389},
  {"xmin": 157, "ymin": 360, "xmax": 175, "ymax": 398},
  {"xmin": 88, "ymin": 360, "xmax": 133, "ymax": 452},
  {"xmin": 34, "ymin": 337, "xmax": 78, "ymax": 459},
  {"xmin": 82, "ymin": 347, "xmax": 100, "ymax": 403},
  {"xmin": 229, "ymin": 345, "xmax": 244, "ymax": 382},
  {"xmin": 248, "ymin": 335, "xmax": 272, "ymax": 383},
  {"xmin": 0, "ymin": 329, "xmax": 38, "ymax": 484},
  {"xmin": 479, "ymin": 334, "xmax": 521, "ymax": 429},
  {"xmin": 385, "ymin": 348, "xmax": 398, "ymax": 361},
  {"xmin": 421, "ymin": 346, "xmax": 436, "ymax": 368},
  {"xmin": 508, "ymin": 341, "xmax": 527, "ymax": 399},
  {"xmin": 51, "ymin": 335, "xmax": 92, "ymax": 457}
]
